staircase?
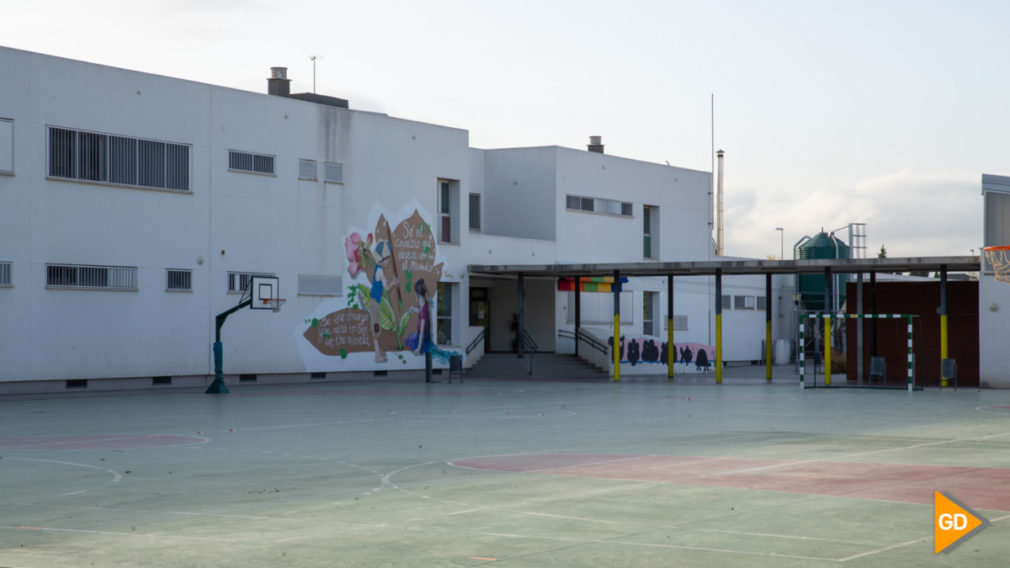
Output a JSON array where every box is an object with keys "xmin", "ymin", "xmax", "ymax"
[{"xmin": 466, "ymin": 352, "xmax": 609, "ymax": 381}]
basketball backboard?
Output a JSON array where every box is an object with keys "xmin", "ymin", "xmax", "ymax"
[{"xmin": 250, "ymin": 275, "xmax": 282, "ymax": 310}]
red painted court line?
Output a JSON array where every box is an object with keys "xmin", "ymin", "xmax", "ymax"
[{"xmin": 453, "ymin": 454, "xmax": 1010, "ymax": 511}]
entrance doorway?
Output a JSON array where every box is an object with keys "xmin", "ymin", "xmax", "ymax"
[{"xmin": 469, "ymin": 287, "xmax": 490, "ymax": 352}]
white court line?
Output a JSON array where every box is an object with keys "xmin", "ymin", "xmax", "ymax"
[
  {"xmin": 836, "ymin": 537, "xmax": 927, "ymax": 562},
  {"xmin": 702, "ymin": 528, "xmax": 866, "ymax": 545},
  {"xmin": 714, "ymin": 429, "xmax": 1010, "ymax": 475},
  {"xmin": 0, "ymin": 525, "xmax": 249, "ymax": 543}
]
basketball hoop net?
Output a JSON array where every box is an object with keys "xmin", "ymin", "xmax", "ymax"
[
  {"xmin": 984, "ymin": 246, "xmax": 1010, "ymax": 283},
  {"xmin": 261, "ymin": 298, "xmax": 286, "ymax": 312}
]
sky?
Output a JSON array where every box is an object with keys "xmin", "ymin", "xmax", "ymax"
[{"xmin": 6, "ymin": 0, "xmax": 1008, "ymax": 260}]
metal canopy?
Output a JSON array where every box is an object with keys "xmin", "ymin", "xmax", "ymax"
[{"xmin": 468, "ymin": 256, "xmax": 979, "ymax": 278}]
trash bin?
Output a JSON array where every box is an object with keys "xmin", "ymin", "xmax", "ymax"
[{"xmin": 448, "ymin": 355, "xmax": 463, "ymax": 383}]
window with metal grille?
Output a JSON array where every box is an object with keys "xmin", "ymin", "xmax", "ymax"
[
  {"xmin": 228, "ymin": 271, "xmax": 274, "ymax": 293},
  {"xmin": 721, "ymin": 295, "xmax": 732, "ymax": 309},
  {"xmin": 47, "ymin": 126, "xmax": 190, "ymax": 191},
  {"xmin": 228, "ymin": 150, "xmax": 275, "ymax": 175},
  {"xmin": 756, "ymin": 296, "xmax": 767, "ymax": 310},
  {"xmin": 469, "ymin": 193, "xmax": 481, "ymax": 231},
  {"xmin": 564, "ymin": 194, "xmax": 633, "ymax": 218},
  {"xmin": 0, "ymin": 119, "xmax": 13, "ymax": 174},
  {"xmin": 298, "ymin": 159, "xmax": 317, "ymax": 180},
  {"xmin": 324, "ymin": 162, "xmax": 344, "ymax": 184},
  {"xmin": 0, "ymin": 261, "xmax": 11, "ymax": 286},
  {"xmin": 166, "ymin": 269, "xmax": 192, "ymax": 291},
  {"xmin": 45, "ymin": 264, "xmax": 137, "ymax": 290},
  {"xmin": 735, "ymin": 295, "xmax": 756, "ymax": 310},
  {"xmin": 673, "ymin": 314, "xmax": 688, "ymax": 330},
  {"xmin": 298, "ymin": 274, "xmax": 341, "ymax": 296}
]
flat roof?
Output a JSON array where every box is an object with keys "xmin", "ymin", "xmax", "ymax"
[{"xmin": 469, "ymin": 256, "xmax": 980, "ymax": 278}]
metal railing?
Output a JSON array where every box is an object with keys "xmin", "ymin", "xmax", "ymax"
[
  {"xmin": 559, "ymin": 328, "xmax": 609, "ymax": 355},
  {"xmin": 519, "ymin": 329, "xmax": 538, "ymax": 375},
  {"xmin": 466, "ymin": 328, "xmax": 487, "ymax": 355},
  {"xmin": 577, "ymin": 329, "xmax": 609, "ymax": 354}
]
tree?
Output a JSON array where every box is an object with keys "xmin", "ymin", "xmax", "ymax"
[{"xmin": 877, "ymin": 244, "xmax": 887, "ymax": 259}]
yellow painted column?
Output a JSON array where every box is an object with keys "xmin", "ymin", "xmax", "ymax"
[
  {"xmin": 824, "ymin": 315, "xmax": 832, "ymax": 386},
  {"xmin": 940, "ymin": 314, "xmax": 949, "ymax": 387},
  {"xmin": 765, "ymin": 273, "xmax": 772, "ymax": 381},
  {"xmin": 668, "ymin": 318, "xmax": 675, "ymax": 379},
  {"xmin": 667, "ymin": 275, "xmax": 674, "ymax": 380},
  {"xmin": 766, "ymin": 320, "xmax": 773, "ymax": 381},
  {"xmin": 715, "ymin": 269, "xmax": 723, "ymax": 384},
  {"xmin": 940, "ymin": 265, "xmax": 949, "ymax": 387},
  {"xmin": 613, "ymin": 270, "xmax": 621, "ymax": 383},
  {"xmin": 613, "ymin": 313, "xmax": 621, "ymax": 382}
]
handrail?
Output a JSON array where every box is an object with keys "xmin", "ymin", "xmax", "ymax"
[
  {"xmin": 519, "ymin": 329, "xmax": 538, "ymax": 353},
  {"xmin": 466, "ymin": 328, "xmax": 487, "ymax": 355},
  {"xmin": 576, "ymin": 329, "xmax": 608, "ymax": 355},
  {"xmin": 519, "ymin": 329, "xmax": 537, "ymax": 375}
]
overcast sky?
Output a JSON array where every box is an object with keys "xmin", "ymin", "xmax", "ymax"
[{"xmin": 6, "ymin": 0, "xmax": 1007, "ymax": 259}]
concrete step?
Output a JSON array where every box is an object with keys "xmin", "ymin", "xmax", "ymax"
[{"xmin": 466, "ymin": 352, "xmax": 608, "ymax": 380}]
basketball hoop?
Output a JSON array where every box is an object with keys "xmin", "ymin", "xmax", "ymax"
[
  {"xmin": 261, "ymin": 298, "xmax": 286, "ymax": 312},
  {"xmin": 984, "ymin": 246, "xmax": 1010, "ymax": 283}
]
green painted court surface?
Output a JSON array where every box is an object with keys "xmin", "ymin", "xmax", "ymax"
[{"xmin": 1, "ymin": 373, "xmax": 1009, "ymax": 567}]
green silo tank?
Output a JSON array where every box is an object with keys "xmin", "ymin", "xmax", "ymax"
[{"xmin": 796, "ymin": 231, "xmax": 850, "ymax": 311}]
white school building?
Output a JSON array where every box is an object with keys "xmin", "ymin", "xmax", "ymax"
[{"xmin": 1, "ymin": 45, "xmax": 954, "ymax": 393}]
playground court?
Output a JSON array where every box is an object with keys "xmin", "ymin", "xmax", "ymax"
[{"xmin": 1, "ymin": 368, "xmax": 1009, "ymax": 567}]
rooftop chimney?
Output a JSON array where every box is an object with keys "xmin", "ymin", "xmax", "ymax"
[
  {"xmin": 267, "ymin": 67, "xmax": 291, "ymax": 97},
  {"xmin": 587, "ymin": 135, "xmax": 604, "ymax": 154}
]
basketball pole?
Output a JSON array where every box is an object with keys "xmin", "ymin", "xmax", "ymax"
[{"xmin": 207, "ymin": 298, "xmax": 252, "ymax": 394}]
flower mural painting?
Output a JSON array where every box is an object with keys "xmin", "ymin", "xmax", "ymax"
[
  {"xmin": 344, "ymin": 232, "xmax": 373, "ymax": 279},
  {"xmin": 303, "ymin": 207, "xmax": 446, "ymax": 366}
]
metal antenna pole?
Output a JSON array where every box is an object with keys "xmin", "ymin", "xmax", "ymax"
[{"xmin": 310, "ymin": 55, "xmax": 318, "ymax": 93}]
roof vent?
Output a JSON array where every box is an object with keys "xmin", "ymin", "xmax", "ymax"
[
  {"xmin": 267, "ymin": 67, "xmax": 291, "ymax": 96},
  {"xmin": 587, "ymin": 135, "xmax": 604, "ymax": 154}
]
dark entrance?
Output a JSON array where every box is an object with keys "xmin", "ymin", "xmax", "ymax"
[{"xmin": 469, "ymin": 287, "xmax": 490, "ymax": 352}]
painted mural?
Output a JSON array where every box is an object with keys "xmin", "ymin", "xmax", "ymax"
[
  {"xmin": 608, "ymin": 336, "xmax": 717, "ymax": 372},
  {"xmin": 297, "ymin": 202, "xmax": 454, "ymax": 370}
]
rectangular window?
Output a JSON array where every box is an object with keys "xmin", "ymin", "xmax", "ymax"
[
  {"xmin": 47, "ymin": 126, "xmax": 190, "ymax": 191},
  {"xmin": 756, "ymin": 296, "xmax": 767, "ymax": 310},
  {"xmin": 721, "ymin": 295, "xmax": 732, "ymax": 309},
  {"xmin": 324, "ymin": 162, "xmax": 344, "ymax": 184},
  {"xmin": 0, "ymin": 119, "xmax": 12, "ymax": 174},
  {"xmin": 166, "ymin": 269, "xmax": 192, "ymax": 291},
  {"xmin": 229, "ymin": 150, "xmax": 275, "ymax": 175},
  {"xmin": 298, "ymin": 274, "xmax": 341, "ymax": 296},
  {"xmin": 228, "ymin": 271, "xmax": 274, "ymax": 293},
  {"xmin": 438, "ymin": 179, "xmax": 460, "ymax": 243},
  {"xmin": 109, "ymin": 136, "xmax": 137, "ymax": 185},
  {"xmin": 0, "ymin": 261, "xmax": 11, "ymax": 286},
  {"xmin": 299, "ymin": 159, "xmax": 317, "ymax": 180},
  {"xmin": 735, "ymin": 295, "xmax": 756, "ymax": 310},
  {"xmin": 643, "ymin": 205, "xmax": 659, "ymax": 259},
  {"xmin": 565, "ymin": 194, "xmax": 633, "ymax": 218},
  {"xmin": 469, "ymin": 193, "xmax": 481, "ymax": 231},
  {"xmin": 643, "ymin": 291, "xmax": 658, "ymax": 336},
  {"xmin": 45, "ymin": 264, "xmax": 137, "ymax": 290},
  {"xmin": 437, "ymin": 282, "xmax": 454, "ymax": 345}
]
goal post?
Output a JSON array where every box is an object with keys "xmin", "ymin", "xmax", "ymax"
[{"xmin": 799, "ymin": 313, "xmax": 917, "ymax": 392}]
